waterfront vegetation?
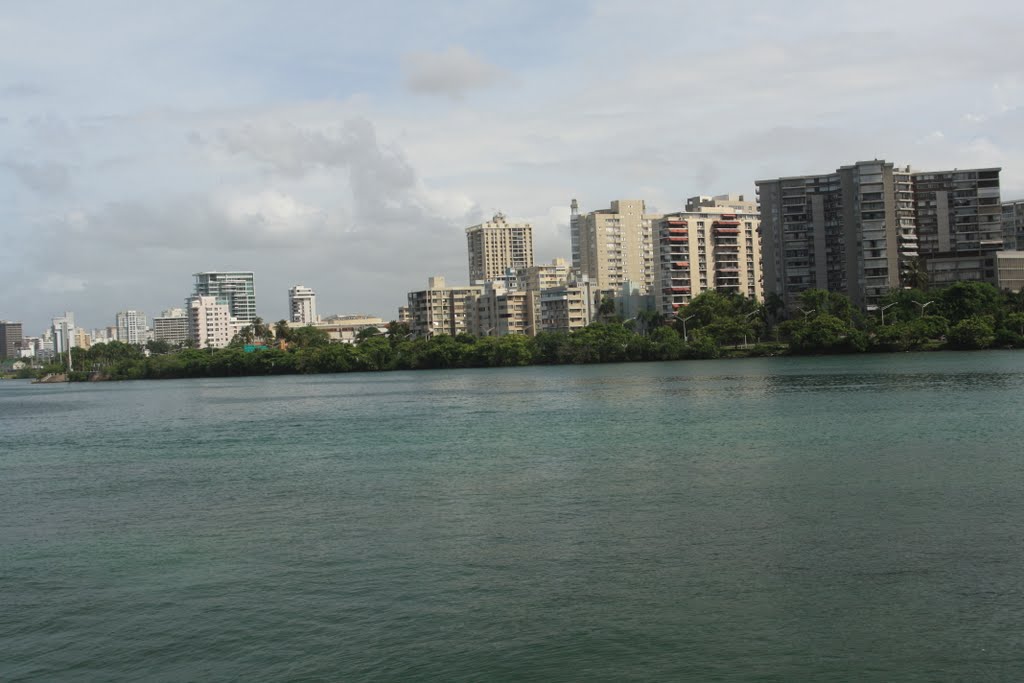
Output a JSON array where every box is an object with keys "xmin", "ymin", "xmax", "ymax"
[{"xmin": 26, "ymin": 281, "xmax": 1024, "ymax": 382}]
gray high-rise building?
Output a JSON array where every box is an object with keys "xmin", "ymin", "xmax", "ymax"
[
  {"xmin": 757, "ymin": 160, "xmax": 917, "ymax": 308},
  {"xmin": 0, "ymin": 321, "xmax": 24, "ymax": 359},
  {"xmin": 758, "ymin": 161, "xmax": 1002, "ymax": 308},
  {"xmin": 192, "ymin": 272, "xmax": 257, "ymax": 323},
  {"xmin": 1002, "ymin": 199, "xmax": 1024, "ymax": 252}
]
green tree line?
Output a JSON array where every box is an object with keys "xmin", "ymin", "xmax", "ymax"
[{"xmin": 35, "ymin": 281, "xmax": 1024, "ymax": 382}]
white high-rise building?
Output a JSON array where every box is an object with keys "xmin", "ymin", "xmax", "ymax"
[
  {"xmin": 288, "ymin": 285, "xmax": 318, "ymax": 325},
  {"xmin": 187, "ymin": 296, "xmax": 237, "ymax": 349},
  {"xmin": 51, "ymin": 312, "xmax": 76, "ymax": 355},
  {"xmin": 192, "ymin": 271, "xmax": 257, "ymax": 323},
  {"xmin": 115, "ymin": 310, "xmax": 148, "ymax": 345}
]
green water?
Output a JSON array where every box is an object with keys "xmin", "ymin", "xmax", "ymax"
[{"xmin": 3, "ymin": 352, "xmax": 1024, "ymax": 681}]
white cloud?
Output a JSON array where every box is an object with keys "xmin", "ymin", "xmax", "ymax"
[{"xmin": 402, "ymin": 46, "xmax": 508, "ymax": 99}]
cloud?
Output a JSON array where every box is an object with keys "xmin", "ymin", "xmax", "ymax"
[
  {"xmin": 2, "ymin": 160, "xmax": 72, "ymax": 194},
  {"xmin": 402, "ymin": 46, "xmax": 508, "ymax": 99},
  {"xmin": 1, "ymin": 82, "xmax": 45, "ymax": 98}
]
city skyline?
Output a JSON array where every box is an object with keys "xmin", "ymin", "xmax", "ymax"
[{"xmin": 3, "ymin": 1, "xmax": 1024, "ymax": 332}]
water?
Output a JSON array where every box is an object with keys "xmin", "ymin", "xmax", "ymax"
[{"xmin": 3, "ymin": 352, "xmax": 1024, "ymax": 681}]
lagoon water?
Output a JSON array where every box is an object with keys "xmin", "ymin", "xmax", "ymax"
[{"xmin": 3, "ymin": 352, "xmax": 1024, "ymax": 681}]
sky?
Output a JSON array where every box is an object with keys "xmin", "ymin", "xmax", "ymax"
[{"xmin": 2, "ymin": 0, "xmax": 1023, "ymax": 333}]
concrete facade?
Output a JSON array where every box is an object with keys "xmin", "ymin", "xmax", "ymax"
[
  {"xmin": 758, "ymin": 161, "xmax": 919, "ymax": 309},
  {"xmin": 288, "ymin": 285, "xmax": 317, "ymax": 325},
  {"xmin": 466, "ymin": 213, "xmax": 534, "ymax": 285},
  {"xmin": 406, "ymin": 276, "xmax": 483, "ymax": 337},
  {"xmin": 115, "ymin": 310, "xmax": 148, "ymax": 345},
  {"xmin": 187, "ymin": 295, "xmax": 237, "ymax": 349},
  {"xmin": 997, "ymin": 251, "xmax": 1024, "ymax": 292},
  {"xmin": 653, "ymin": 195, "xmax": 762, "ymax": 316},
  {"xmin": 153, "ymin": 309, "xmax": 189, "ymax": 345},
  {"xmin": 0, "ymin": 321, "xmax": 23, "ymax": 359},
  {"xmin": 1002, "ymin": 199, "xmax": 1024, "ymax": 251},
  {"xmin": 574, "ymin": 199, "xmax": 660, "ymax": 293}
]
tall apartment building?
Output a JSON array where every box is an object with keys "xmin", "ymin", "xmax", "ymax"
[
  {"xmin": 187, "ymin": 296, "xmax": 237, "ymax": 349},
  {"xmin": 653, "ymin": 195, "xmax": 762, "ymax": 316},
  {"xmin": 758, "ymin": 160, "xmax": 920, "ymax": 308},
  {"xmin": 913, "ymin": 168, "xmax": 1002, "ymax": 254},
  {"xmin": 152, "ymin": 308, "xmax": 189, "ymax": 345},
  {"xmin": 73, "ymin": 328, "xmax": 91, "ymax": 349},
  {"xmin": 288, "ymin": 285, "xmax": 317, "ymax": 325},
  {"xmin": 51, "ymin": 312, "xmax": 76, "ymax": 355},
  {"xmin": 574, "ymin": 199, "xmax": 660, "ymax": 293},
  {"xmin": 1001, "ymin": 199, "xmax": 1024, "ymax": 251},
  {"xmin": 192, "ymin": 271, "xmax": 256, "ymax": 323},
  {"xmin": 0, "ymin": 321, "xmax": 23, "ymax": 359},
  {"xmin": 466, "ymin": 213, "xmax": 534, "ymax": 285},
  {"xmin": 406, "ymin": 276, "xmax": 483, "ymax": 337},
  {"xmin": 115, "ymin": 310, "xmax": 148, "ymax": 345}
]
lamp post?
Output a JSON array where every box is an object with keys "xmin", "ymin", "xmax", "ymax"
[
  {"xmin": 914, "ymin": 300, "xmax": 934, "ymax": 318},
  {"xmin": 798, "ymin": 307, "xmax": 816, "ymax": 320},
  {"xmin": 880, "ymin": 302, "xmax": 897, "ymax": 326},
  {"xmin": 675, "ymin": 314, "xmax": 695, "ymax": 342}
]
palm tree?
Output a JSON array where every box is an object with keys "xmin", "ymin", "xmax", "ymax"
[
  {"xmin": 902, "ymin": 257, "xmax": 929, "ymax": 290},
  {"xmin": 274, "ymin": 319, "xmax": 291, "ymax": 343}
]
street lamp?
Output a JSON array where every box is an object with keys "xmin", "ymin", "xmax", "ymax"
[
  {"xmin": 798, "ymin": 307, "xmax": 816, "ymax": 320},
  {"xmin": 675, "ymin": 314, "xmax": 695, "ymax": 342},
  {"xmin": 880, "ymin": 302, "xmax": 897, "ymax": 325},
  {"xmin": 914, "ymin": 300, "xmax": 934, "ymax": 317}
]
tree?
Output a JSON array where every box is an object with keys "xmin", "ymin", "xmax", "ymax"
[
  {"xmin": 902, "ymin": 256, "xmax": 929, "ymax": 290},
  {"xmin": 947, "ymin": 315, "xmax": 996, "ymax": 350},
  {"xmin": 146, "ymin": 339, "xmax": 172, "ymax": 355},
  {"xmin": 289, "ymin": 326, "xmax": 330, "ymax": 348},
  {"xmin": 274, "ymin": 320, "xmax": 291, "ymax": 343}
]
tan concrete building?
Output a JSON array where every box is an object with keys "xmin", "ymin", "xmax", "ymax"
[
  {"xmin": 653, "ymin": 195, "xmax": 762, "ymax": 316},
  {"xmin": 538, "ymin": 279, "xmax": 597, "ymax": 334},
  {"xmin": 313, "ymin": 315, "xmax": 387, "ymax": 344},
  {"xmin": 471, "ymin": 283, "xmax": 532, "ymax": 337},
  {"xmin": 466, "ymin": 213, "xmax": 534, "ymax": 285},
  {"xmin": 406, "ymin": 276, "xmax": 483, "ymax": 337},
  {"xmin": 573, "ymin": 199, "xmax": 661, "ymax": 293}
]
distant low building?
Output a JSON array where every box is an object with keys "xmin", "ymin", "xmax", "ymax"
[
  {"xmin": 153, "ymin": 308, "xmax": 189, "ymax": 346},
  {"xmin": 406, "ymin": 276, "xmax": 482, "ymax": 337}
]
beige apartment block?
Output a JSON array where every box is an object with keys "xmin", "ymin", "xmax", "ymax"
[
  {"xmin": 471, "ymin": 283, "xmax": 532, "ymax": 337},
  {"xmin": 406, "ymin": 276, "xmax": 483, "ymax": 337},
  {"xmin": 466, "ymin": 213, "xmax": 534, "ymax": 285},
  {"xmin": 573, "ymin": 199, "xmax": 661, "ymax": 293},
  {"xmin": 520, "ymin": 258, "xmax": 572, "ymax": 292},
  {"xmin": 538, "ymin": 279, "xmax": 597, "ymax": 334},
  {"xmin": 653, "ymin": 195, "xmax": 762, "ymax": 316}
]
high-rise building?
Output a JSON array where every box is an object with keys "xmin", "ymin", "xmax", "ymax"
[
  {"xmin": 538, "ymin": 279, "xmax": 597, "ymax": 334},
  {"xmin": 913, "ymin": 168, "xmax": 1002, "ymax": 254},
  {"xmin": 757, "ymin": 161, "xmax": 919, "ymax": 308},
  {"xmin": 187, "ymin": 296, "xmax": 237, "ymax": 349},
  {"xmin": 574, "ymin": 199, "xmax": 661, "ymax": 293},
  {"xmin": 466, "ymin": 213, "xmax": 534, "ymax": 285},
  {"xmin": 406, "ymin": 276, "xmax": 483, "ymax": 337},
  {"xmin": 152, "ymin": 308, "xmax": 189, "ymax": 345},
  {"xmin": 51, "ymin": 312, "xmax": 76, "ymax": 355},
  {"xmin": 73, "ymin": 328, "xmax": 91, "ymax": 349},
  {"xmin": 288, "ymin": 285, "xmax": 317, "ymax": 325},
  {"xmin": 0, "ymin": 321, "xmax": 23, "ymax": 359},
  {"xmin": 653, "ymin": 195, "xmax": 762, "ymax": 316},
  {"xmin": 115, "ymin": 310, "xmax": 148, "ymax": 345},
  {"xmin": 192, "ymin": 272, "xmax": 257, "ymax": 323},
  {"xmin": 1001, "ymin": 199, "xmax": 1024, "ymax": 251}
]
